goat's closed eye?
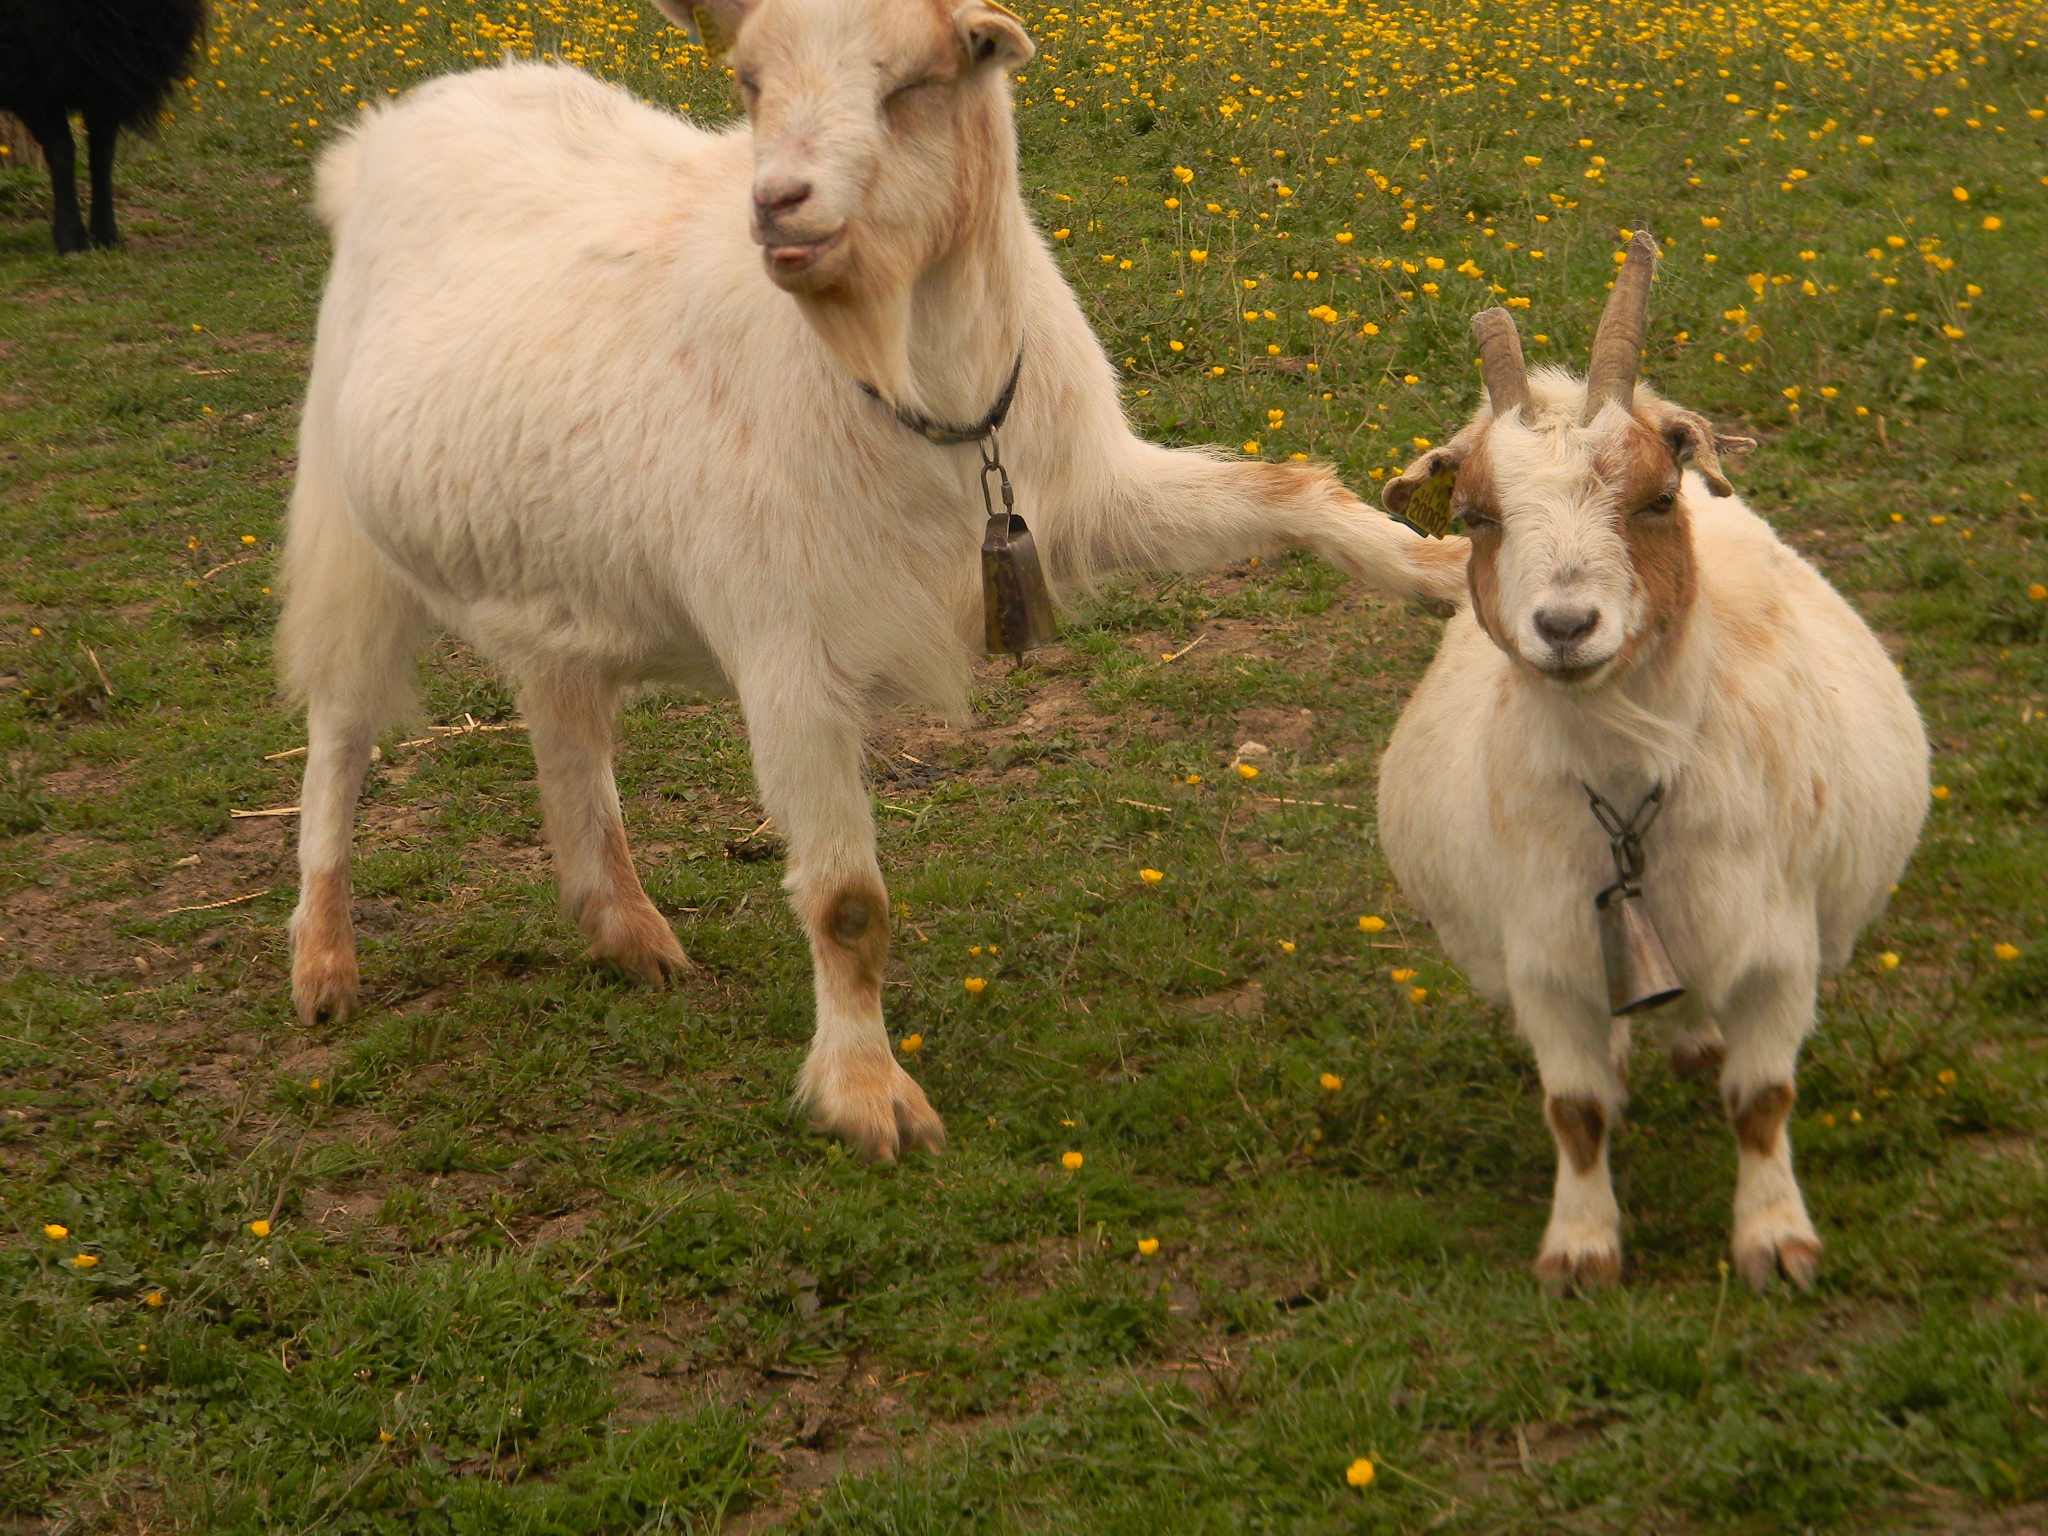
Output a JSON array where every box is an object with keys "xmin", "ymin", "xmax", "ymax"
[
  {"xmin": 1636, "ymin": 490, "xmax": 1677, "ymax": 517},
  {"xmin": 1456, "ymin": 504, "xmax": 1499, "ymax": 530}
]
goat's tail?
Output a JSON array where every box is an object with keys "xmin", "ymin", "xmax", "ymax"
[
  {"xmin": 311, "ymin": 130, "xmax": 363, "ymax": 236},
  {"xmin": 275, "ymin": 408, "xmax": 428, "ymax": 732}
]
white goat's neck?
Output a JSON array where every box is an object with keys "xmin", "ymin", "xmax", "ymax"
[
  {"xmin": 796, "ymin": 83, "xmax": 1028, "ymax": 425},
  {"xmin": 1510, "ymin": 601, "xmax": 1716, "ymax": 800}
]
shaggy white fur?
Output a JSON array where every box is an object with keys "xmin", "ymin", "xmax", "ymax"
[
  {"xmin": 277, "ymin": 0, "xmax": 1465, "ymax": 1161},
  {"xmin": 1378, "ymin": 272, "xmax": 1927, "ymax": 1292}
]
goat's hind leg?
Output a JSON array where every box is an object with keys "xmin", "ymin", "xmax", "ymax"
[
  {"xmin": 83, "ymin": 108, "xmax": 120, "ymax": 249},
  {"xmin": 279, "ymin": 485, "xmax": 430, "ymax": 1025},
  {"xmin": 521, "ymin": 670, "xmax": 688, "ymax": 983}
]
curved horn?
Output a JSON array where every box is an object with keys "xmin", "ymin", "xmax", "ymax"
[
  {"xmin": 1582, "ymin": 226, "xmax": 1658, "ymax": 423},
  {"xmin": 1470, "ymin": 307, "xmax": 1530, "ymax": 421}
]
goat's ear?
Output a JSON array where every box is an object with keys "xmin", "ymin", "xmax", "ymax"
[
  {"xmin": 650, "ymin": 0, "xmax": 752, "ymax": 52},
  {"xmin": 1382, "ymin": 442, "xmax": 1469, "ymax": 537},
  {"xmin": 1660, "ymin": 408, "xmax": 1756, "ymax": 498},
  {"xmin": 955, "ymin": 0, "xmax": 1035, "ymax": 69}
]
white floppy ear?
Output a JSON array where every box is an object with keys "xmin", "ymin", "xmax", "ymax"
[
  {"xmin": 954, "ymin": 0, "xmax": 1035, "ymax": 68},
  {"xmin": 1658, "ymin": 407, "xmax": 1756, "ymax": 498},
  {"xmin": 649, "ymin": 0, "xmax": 752, "ymax": 51}
]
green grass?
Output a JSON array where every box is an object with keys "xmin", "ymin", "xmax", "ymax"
[{"xmin": 3, "ymin": 0, "xmax": 2046, "ymax": 1529}]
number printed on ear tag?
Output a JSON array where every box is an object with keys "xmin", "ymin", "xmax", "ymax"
[{"xmin": 1402, "ymin": 467, "xmax": 1458, "ymax": 539}]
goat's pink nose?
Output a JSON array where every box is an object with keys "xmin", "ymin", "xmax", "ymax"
[
  {"xmin": 1534, "ymin": 605, "xmax": 1600, "ymax": 644},
  {"xmin": 753, "ymin": 178, "xmax": 813, "ymax": 223}
]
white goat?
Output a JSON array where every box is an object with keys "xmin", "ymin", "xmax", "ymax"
[
  {"xmin": 1376, "ymin": 232, "xmax": 1928, "ymax": 1291},
  {"xmin": 277, "ymin": 0, "xmax": 1466, "ymax": 1161}
]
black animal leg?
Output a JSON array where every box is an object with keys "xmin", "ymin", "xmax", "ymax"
[
  {"xmin": 84, "ymin": 108, "xmax": 121, "ymax": 248},
  {"xmin": 17, "ymin": 104, "xmax": 85, "ymax": 254}
]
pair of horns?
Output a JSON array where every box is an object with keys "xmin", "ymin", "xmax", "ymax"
[{"xmin": 1471, "ymin": 225, "xmax": 1658, "ymax": 425}]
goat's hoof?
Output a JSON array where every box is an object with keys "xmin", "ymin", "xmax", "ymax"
[
  {"xmin": 1534, "ymin": 1236, "xmax": 1623, "ymax": 1294},
  {"xmin": 1734, "ymin": 1219, "xmax": 1822, "ymax": 1292},
  {"xmin": 801, "ymin": 1057, "xmax": 947, "ymax": 1163},
  {"xmin": 584, "ymin": 901, "xmax": 692, "ymax": 984},
  {"xmin": 292, "ymin": 951, "xmax": 360, "ymax": 1027}
]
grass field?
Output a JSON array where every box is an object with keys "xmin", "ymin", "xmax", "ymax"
[{"xmin": 2, "ymin": 0, "xmax": 2046, "ymax": 1529}]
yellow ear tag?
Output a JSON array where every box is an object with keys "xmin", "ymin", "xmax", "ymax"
[
  {"xmin": 1402, "ymin": 466, "xmax": 1458, "ymax": 539},
  {"xmin": 682, "ymin": 0, "xmax": 734, "ymax": 53}
]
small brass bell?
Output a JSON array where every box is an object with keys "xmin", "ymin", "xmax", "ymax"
[
  {"xmin": 1595, "ymin": 883, "xmax": 1686, "ymax": 1015},
  {"xmin": 982, "ymin": 511, "xmax": 1057, "ymax": 655},
  {"xmin": 978, "ymin": 433, "xmax": 1056, "ymax": 656}
]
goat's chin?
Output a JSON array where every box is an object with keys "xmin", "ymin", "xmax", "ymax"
[{"xmin": 761, "ymin": 227, "xmax": 852, "ymax": 293}]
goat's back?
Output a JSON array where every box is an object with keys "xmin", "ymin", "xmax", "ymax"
[{"xmin": 0, "ymin": 0, "xmax": 204, "ymax": 127}]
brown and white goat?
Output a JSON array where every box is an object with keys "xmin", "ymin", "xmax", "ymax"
[
  {"xmin": 276, "ymin": 0, "xmax": 1465, "ymax": 1161},
  {"xmin": 1376, "ymin": 232, "xmax": 1928, "ymax": 1290}
]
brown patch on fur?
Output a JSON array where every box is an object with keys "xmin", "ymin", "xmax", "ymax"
[
  {"xmin": 1602, "ymin": 417, "xmax": 1697, "ymax": 672},
  {"xmin": 1546, "ymin": 1093, "xmax": 1607, "ymax": 1175},
  {"xmin": 1533, "ymin": 1245, "xmax": 1622, "ymax": 1293},
  {"xmin": 817, "ymin": 883, "xmax": 890, "ymax": 993},
  {"xmin": 1730, "ymin": 1082, "xmax": 1795, "ymax": 1156},
  {"xmin": 1452, "ymin": 447, "xmax": 1509, "ymax": 646}
]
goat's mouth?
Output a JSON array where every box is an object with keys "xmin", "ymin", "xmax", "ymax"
[
  {"xmin": 1530, "ymin": 655, "xmax": 1614, "ymax": 687},
  {"xmin": 761, "ymin": 225, "xmax": 848, "ymax": 280}
]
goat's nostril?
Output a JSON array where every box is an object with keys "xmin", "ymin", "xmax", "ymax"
[
  {"xmin": 1534, "ymin": 606, "xmax": 1600, "ymax": 644},
  {"xmin": 754, "ymin": 180, "xmax": 813, "ymax": 219}
]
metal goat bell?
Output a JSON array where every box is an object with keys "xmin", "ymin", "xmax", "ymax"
[
  {"xmin": 979, "ymin": 437, "xmax": 1056, "ymax": 655},
  {"xmin": 1595, "ymin": 883, "xmax": 1686, "ymax": 1015}
]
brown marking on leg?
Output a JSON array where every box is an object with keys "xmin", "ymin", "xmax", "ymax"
[
  {"xmin": 816, "ymin": 884, "xmax": 889, "ymax": 993},
  {"xmin": 1730, "ymin": 1082, "xmax": 1796, "ymax": 1157},
  {"xmin": 291, "ymin": 867, "xmax": 359, "ymax": 1026},
  {"xmin": 578, "ymin": 816, "xmax": 689, "ymax": 983},
  {"xmin": 1546, "ymin": 1093, "xmax": 1607, "ymax": 1175}
]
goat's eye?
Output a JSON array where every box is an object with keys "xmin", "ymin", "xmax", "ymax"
[
  {"xmin": 1638, "ymin": 491, "xmax": 1677, "ymax": 516},
  {"xmin": 886, "ymin": 75, "xmax": 937, "ymax": 105},
  {"xmin": 735, "ymin": 73, "xmax": 760, "ymax": 101},
  {"xmin": 1455, "ymin": 504, "xmax": 1499, "ymax": 531}
]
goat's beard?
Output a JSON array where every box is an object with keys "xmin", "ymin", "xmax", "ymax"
[{"xmin": 788, "ymin": 230, "xmax": 925, "ymax": 406}]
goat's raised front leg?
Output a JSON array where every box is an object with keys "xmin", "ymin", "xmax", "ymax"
[
  {"xmin": 1064, "ymin": 442, "xmax": 1468, "ymax": 609},
  {"xmin": 521, "ymin": 670, "xmax": 688, "ymax": 984},
  {"xmin": 740, "ymin": 672, "xmax": 943, "ymax": 1162},
  {"xmin": 1512, "ymin": 974, "xmax": 1628, "ymax": 1291},
  {"xmin": 1718, "ymin": 962, "xmax": 1822, "ymax": 1291}
]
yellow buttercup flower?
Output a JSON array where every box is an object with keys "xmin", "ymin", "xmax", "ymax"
[
  {"xmin": 1994, "ymin": 942, "xmax": 2020, "ymax": 962},
  {"xmin": 1359, "ymin": 915, "xmax": 1385, "ymax": 934},
  {"xmin": 1346, "ymin": 1458, "xmax": 1376, "ymax": 1488},
  {"xmin": 1139, "ymin": 868, "xmax": 1165, "ymax": 884},
  {"xmin": 1137, "ymin": 1237, "xmax": 1161, "ymax": 1256},
  {"xmin": 249, "ymin": 1220, "xmax": 272, "ymax": 1237},
  {"xmin": 1061, "ymin": 1151, "xmax": 1084, "ymax": 1171},
  {"xmin": 1319, "ymin": 1072, "xmax": 1343, "ymax": 1092},
  {"xmin": 898, "ymin": 1033, "xmax": 924, "ymax": 1054},
  {"xmin": 963, "ymin": 976, "xmax": 987, "ymax": 994},
  {"xmin": 72, "ymin": 1254, "xmax": 99, "ymax": 1270},
  {"xmin": 43, "ymin": 1224, "xmax": 68, "ymax": 1241},
  {"xmin": 1236, "ymin": 762, "xmax": 1259, "ymax": 779},
  {"xmin": 1879, "ymin": 952, "xmax": 1902, "ymax": 971}
]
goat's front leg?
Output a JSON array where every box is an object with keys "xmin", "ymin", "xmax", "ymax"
[
  {"xmin": 740, "ymin": 674, "xmax": 944, "ymax": 1162},
  {"xmin": 1511, "ymin": 973, "xmax": 1628, "ymax": 1292},
  {"xmin": 521, "ymin": 669, "xmax": 688, "ymax": 983},
  {"xmin": 1060, "ymin": 441, "xmax": 1468, "ymax": 608},
  {"xmin": 16, "ymin": 104, "xmax": 86, "ymax": 255},
  {"xmin": 1718, "ymin": 961, "xmax": 1822, "ymax": 1291},
  {"xmin": 83, "ymin": 107, "xmax": 120, "ymax": 250}
]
